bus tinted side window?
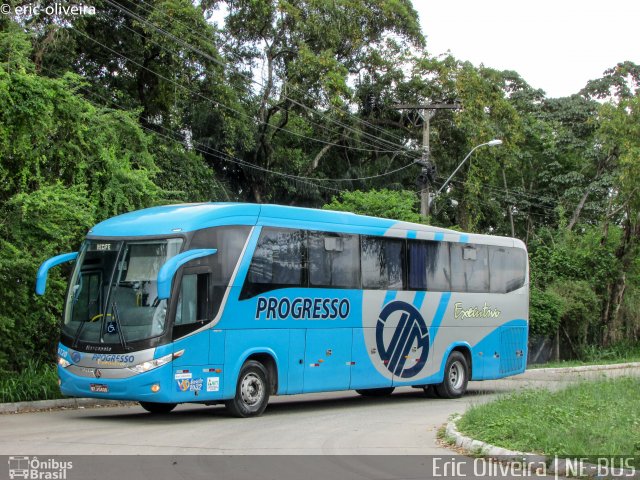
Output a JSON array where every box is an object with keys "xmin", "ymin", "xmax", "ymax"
[
  {"xmin": 450, "ymin": 244, "xmax": 489, "ymax": 293},
  {"xmin": 242, "ymin": 228, "xmax": 305, "ymax": 297},
  {"xmin": 309, "ymin": 232, "xmax": 360, "ymax": 289},
  {"xmin": 489, "ymin": 246, "xmax": 527, "ymax": 293},
  {"xmin": 407, "ymin": 240, "xmax": 451, "ymax": 291},
  {"xmin": 189, "ymin": 225, "xmax": 252, "ymax": 316},
  {"xmin": 361, "ymin": 236, "xmax": 404, "ymax": 290}
]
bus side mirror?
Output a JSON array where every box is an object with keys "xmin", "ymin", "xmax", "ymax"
[
  {"xmin": 157, "ymin": 248, "xmax": 217, "ymax": 300},
  {"xmin": 36, "ymin": 252, "xmax": 79, "ymax": 295}
]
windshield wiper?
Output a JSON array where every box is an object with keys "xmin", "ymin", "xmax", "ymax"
[
  {"xmin": 71, "ymin": 313, "xmax": 88, "ymax": 348},
  {"xmin": 111, "ymin": 302, "xmax": 130, "ymax": 351}
]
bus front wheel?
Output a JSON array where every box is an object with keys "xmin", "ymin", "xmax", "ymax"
[
  {"xmin": 226, "ymin": 360, "xmax": 270, "ymax": 418},
  {"xmin": 139, "ymin": 402, "xmax": 177, "ymax": 414},
  {"xmin": 435, "ymin": 351, "xmax": 469, "ymax": 399}
]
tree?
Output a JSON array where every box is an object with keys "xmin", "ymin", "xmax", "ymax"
[{"xmin": 323, "ymin": 189, "xmax": 424, "ymax": 223}]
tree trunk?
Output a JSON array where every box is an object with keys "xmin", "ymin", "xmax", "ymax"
[
  {"xmin": 501, "ymin": 166, "xmax": 515, "ymax": 237},
  {"xmin": 600, "ymin": 211, "xmax": 639, "ymax": 346},
  {"xmin": 567, "ymin": 187, "xmax": 590, "ymax": 231}
]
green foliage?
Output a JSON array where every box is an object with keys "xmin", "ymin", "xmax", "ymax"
[
  {"xmin": 548, "ymin": 280, "xmax": 600, "ymax": 348},
  {"xmin": 529, "ymin": 287, "xmax": 562, "ymax": 337},
  {"xmin": 457, "ymin": 377, "xmax": 640, "ymax": 462},
  {"xmin": 0, "ymin": 184, "xmax": 97, "ymax": 373},
  {"xmin": 0, "ymin": 2, "xmax": 638, "ymax": 390},
  {"xmin": 0, "ymin": 360, "xmax": 62, "ymax": 403},
  {"xmin": 323, "ymin": 189, "xmax": 425, "ymax": 223}
]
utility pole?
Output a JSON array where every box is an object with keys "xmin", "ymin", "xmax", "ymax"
[{"xmin": 395, "ymin": 102, "xmax": 460, "ymax": 216}]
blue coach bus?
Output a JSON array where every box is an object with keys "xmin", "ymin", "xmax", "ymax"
[{"xmin": 36, "ymin": 203, "xmax": 528, "ymax": 417}]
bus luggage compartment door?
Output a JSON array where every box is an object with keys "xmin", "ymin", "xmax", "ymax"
[
  {"xmin": 303, "ymin": 328, "xmax": 352, "ymax": 393},
  {"xmin": 499, "ymin": 326, "xmax": 527, "ymax": 375}
]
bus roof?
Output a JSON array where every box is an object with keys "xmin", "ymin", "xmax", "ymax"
[{"xmin": 88, "ymin": 202, "xmax": 521, "ymax": 248}]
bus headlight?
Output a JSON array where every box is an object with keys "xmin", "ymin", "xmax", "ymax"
[
  {"xmin": 58, "ymin": 356, "xmax": 71, "ymax": 368},
  {"xmin": 127, "ymin": 350, "xmax": 183, "ymax": 374}
]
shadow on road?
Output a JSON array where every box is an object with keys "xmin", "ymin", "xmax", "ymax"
[{"xmin": 73, "ymin": 385, "xmax": 506, "ymax": 424}]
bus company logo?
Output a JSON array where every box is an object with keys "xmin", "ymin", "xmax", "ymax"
[
  {"xmin": 376, "ymin": 301, "xmax": 429, "ymax": 378},
  {"xmin": 70, "ymin": 351, "xmax": 82, "ymax": 363},
  {"xmin": 453, "ymin": 302, "xmax": 502, "ymax": 320},
  {"xmin": 8, "ymin": 456, "xmax": 73, "ymax": 479}
]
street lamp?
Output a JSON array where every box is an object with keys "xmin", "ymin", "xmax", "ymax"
[{"xmin": 434, "ymin": 139, "xmax": 503, "ymax": 198}]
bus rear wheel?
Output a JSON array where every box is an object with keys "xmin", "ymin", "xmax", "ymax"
[
  {"xmin": 225, "ymin": 360, "xmax": 270, "ymax": 418},
  {"xmin": 356, "ymin": 387, "xmax": 395, "ymax": 397},
  {"xmin": 139, "ymin": 402, "xmax": 177, "ymax": 414},
  {"xmin": 435, "ymin": 351, "xmax": 469, "ymax": 399}
]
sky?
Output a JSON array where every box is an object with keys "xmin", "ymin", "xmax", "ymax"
[{"xmin": 417, "ymin": 0, "xmax": 640, "ymax": 98}]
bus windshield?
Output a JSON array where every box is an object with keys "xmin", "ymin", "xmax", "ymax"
[{"xmin": 63, "ymin": 238, "xmax": 183, "ymax": 345}]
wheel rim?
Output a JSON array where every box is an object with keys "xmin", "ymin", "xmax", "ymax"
[
  {"xmin": 448, "ymin": 360, "xmax": 465, "ymax": 390},
  {"xmin": 240, "ymin": 372, "xmax": 264, "ymax": 407}
]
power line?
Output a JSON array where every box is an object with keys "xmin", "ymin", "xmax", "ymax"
[
  {"xmin": 107, "ymin": 0, "xmax": 421, "ymax": 155},
  {"xmin": 69, "ymin": 22, "xmax": 407, "ymax": 159},
  {"xmin": 41, "ymin": 62, "xmax": 401, "ymax": 194},
  {"xmin": 97, "ymin": 3, "xmax": 414, "ymax": 159}
]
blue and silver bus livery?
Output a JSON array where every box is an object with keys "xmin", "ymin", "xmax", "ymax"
[{"xmin": 37, "ymin": 203, "xmax": 529, "ymax": 417}]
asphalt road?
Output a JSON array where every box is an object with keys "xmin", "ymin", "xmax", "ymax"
[{"xmin": 1, "ymin": 366, "xmax": 638, "ymax": 456}]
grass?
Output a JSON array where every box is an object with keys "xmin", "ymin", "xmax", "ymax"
[
  {"xmin": 530, "ymin": 342, "xmax": 640, "ymax": 369},
  {"xmin": 0, "ymin": 361, "xmax": 63, "ymax": 403},
  {"xmin": 457, "ymin": 377, "xmax": 640, "ymax": 464},
  {"xmin": 530, "ymin": 356, "xmax": 640, "ymax": 369}
]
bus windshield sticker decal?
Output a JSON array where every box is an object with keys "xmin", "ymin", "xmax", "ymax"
[
  {"xmin": 375, "ymin": 301, "xmax": 429, "ymax": 378},
  {"xmin": 454, "ymin": 302, "xmax": 501, "ymax": 320},
  {"xmin": 255, "ymin": 297, "xmax": 350, "ymax": 320}
]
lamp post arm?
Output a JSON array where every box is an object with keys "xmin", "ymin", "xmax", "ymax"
[{"xmin": 435, "ymin": 143, "xmax": 485, "ymax": 196}]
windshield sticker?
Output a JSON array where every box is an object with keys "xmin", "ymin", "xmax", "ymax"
[
  {"xmin": 454, "ymin": 302, "xmax": 502, "ymax": 320},
  {"xmin": 105, "ymin": 321, "xmax": 118, "ymax": 335},
  {"xmin": 255, "ymin": 297, "xmax": 350, "ymax": 321},
  {"xmin": 176, "ymin": 378, "xmax": 203, "ymax": 392},
  {"xmin": 206, "ymin": 377, "xmax": 220, "ymax": 392}
]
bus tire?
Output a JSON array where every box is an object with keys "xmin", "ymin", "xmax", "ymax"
[
  {"xmin": 355, "ymin": 387, "xmax": 395, "ymax": 397},
  {"xmin": 139, "ymin": 402, "xmax": 177, "ymax": 414},
  {"xmin": 435, "ymin": 351, "xmax": 469, "ymax": 399},
  {"xmin": 225, "ymin": 360, "xmax": 270, "ymax": 418}
]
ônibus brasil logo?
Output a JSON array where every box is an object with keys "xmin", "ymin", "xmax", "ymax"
[{"xmin": 375, "ymin": 301, "xmax": 429, "ymax": 378}]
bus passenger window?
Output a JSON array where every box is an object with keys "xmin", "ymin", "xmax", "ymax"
[
  {"xmin": 309, "ymin": 232, "xmax": 360, "ymax": 289},
  {"xmin": 242, "ymin": 228, "xmax": 305, "ymax": 297},
  {"xmin": 450, "ymin": 244, "xmax": 489, "ymax": 293},
  {"xmin": 175, "ymin": 273, "xmax": 209, "ymax": 326},
  {"xmin": 407, "ymin": 240, "xmax": 451, "ymax": 291},
  {"xmin": 361, "ymin": 236, "xmax": 404, "ymax": 290},
  {"xmin": 489, "ymin": 246, "xmax": 527, "ymax": 293}
]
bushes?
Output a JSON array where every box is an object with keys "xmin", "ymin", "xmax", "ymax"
[
  {"xmin": 529, "ymin": 287, "xmax": 562, "ymax": 337},
  {"xmin": 0, "ymin": 360, "xmax": 62, "ymax": 403}
]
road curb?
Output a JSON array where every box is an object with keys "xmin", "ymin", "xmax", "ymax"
[
  {"xmin": 525, "ymin": 361, "xmax": 640, "ymax": 374},
  {"xmin": 446, "ymin": 416, "xmax": 639, "ymax": 478},
  {"xmin": 0, "ymin": 398, "xmax": 130, "ymax": 414}
]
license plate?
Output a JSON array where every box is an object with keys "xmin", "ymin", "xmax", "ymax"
[{"xmin": 90, "ymin": 383, "xmax": 109, "ymax": 393}]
